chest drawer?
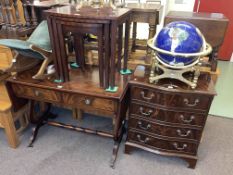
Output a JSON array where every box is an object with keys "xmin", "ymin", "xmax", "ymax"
[
  {"xmin": 130, "ymin": 103, "xmax": 206, "ymax": 127},
  {"xmin": 131, "ymin": 86, "xmax": 212, "ymax": 111},
  {"xmin": 12, "ymin": 84, "xmax": 61, "ymax": 103},
  {"xmin": 128, "ymin": 130, "xmax": 198, "ymax": 155},
  {"xmin": 128, "ymin": 117, "xmax": 202, "ymax": 141},
  {"xmin": 62, "ymin": 93, "xmax": 116, "ymax": 112}
]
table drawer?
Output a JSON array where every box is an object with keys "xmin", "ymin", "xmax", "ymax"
[
  {"xmin": 128, "ymin": 130, "xmax": 198, "ymax": 155},
  {"xmin": 62, "ymin": 93, "xmax": 116, "ymax": 112},
  {"xmin": 130, "ymin": 103, "xmax": 206, "ymax": 127},
  {"xmin": 131, "ymin": 12, "xmax": 157, "ymax": 24},
  {"xmin": 131, "ymin": 86, "xmax": 212, "ymax": 110},
  {"xmin": 12, "ymin": 84, "xmax": 61, "ymax": 103},
  {"xmin": 128, "ymin": 117, "xmax": 202, "ymax": 141}
]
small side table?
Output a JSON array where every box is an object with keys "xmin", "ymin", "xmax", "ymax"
[
  {"xmin": 124, "ymin": 3, "xmax": 162, "ymax": 51},
  {"xmin": 45, "ymin": 6, "xmax": 131, "ymax": 90}
]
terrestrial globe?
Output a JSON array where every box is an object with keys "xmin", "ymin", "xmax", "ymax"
[{"xmin": 151, "ymin": 21, "xmax": 207, "ymax": 69}]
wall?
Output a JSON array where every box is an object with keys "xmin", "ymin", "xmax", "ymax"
[{"xmin": 167, "ymin": 0, "xmax": 195, "ymax": 12}]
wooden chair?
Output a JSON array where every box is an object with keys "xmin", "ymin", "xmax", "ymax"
[{"xmin": 0, "ymin": 73, "xmax": 29, "ymax": 148}]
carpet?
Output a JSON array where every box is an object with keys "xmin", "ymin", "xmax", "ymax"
[{"xmin": 0, "ymin": 108, "xmax": 233, "ymax": 175}]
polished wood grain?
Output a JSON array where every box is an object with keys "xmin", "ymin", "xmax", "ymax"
[
  {"xmin": 127, "ymin": 130, "xmax": 198, "ymax": 155},
  {"xmin": 130, "ymin": 102, "xmax": 207, "ymax": 128},
  {"xmin": 6, "ymin": 66, "xmax": 130, "ymax": 166},
  {"xmin": 125, "ymin": 65, "xmax": 216, "ymax": 169},
  {"xmin": 128, "ymin": 116, "xmax": 202, "ymax": 141},
  {"xmin": 131, "ymin": 86, "xmax": 213, "ymax": 111},
  {"xmin": 45, "ymin": 6, "xmax": 131, "ymax": 88},
  {"xmin": 0, "ymin": 75, "xmax": 29, "ymax": 148}
]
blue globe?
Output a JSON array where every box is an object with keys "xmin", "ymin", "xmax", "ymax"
[{"xmin": 154, "ymin": 21, "xmax": 204, "ymax": 67}]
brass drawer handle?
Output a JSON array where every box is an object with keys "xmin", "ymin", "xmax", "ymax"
[
  {"xmin": 140, "ymin": 91, "xmax": 155, "ymax": 100},
  {"xmin": 173, "ymin": 142, "xmax": 187, "ymax": 151},
  {"xmin": 180, "ymin": 115, "xmax": 195, "ymax": 124},
  {"xmin": 137, "ymin": 121, "xmax": 151, "ymax": 130},
  {"xmin": 137, "ymin": 134, "xmax": 150, "ymax": 143},
  {"xmin": 183, "ymin": 98, "xmax": 200, "ymax": 107},
  {"xmin": 84, "ymin": 98, "xmax": 92, "ymax": 105},
  {"xmin": 176, "ymin": 129, "xmax": 191, "ymax": 137},
  {"xmin": 139, "ymin": 107, "xmax": 153, "ymax": 116}
]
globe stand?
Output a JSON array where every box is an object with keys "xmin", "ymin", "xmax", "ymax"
[
  {"xmin": 149, "ymin": 57, "xmax": 200, "ymax": 89},
  {"xmin": 147, "ymin": 37, "xmax": 212, "ymax": 89}
]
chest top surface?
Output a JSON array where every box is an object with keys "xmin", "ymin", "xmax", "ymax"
[{"xmin": 130, "ymin": 65, "xmax": 216, "ymax": 96}]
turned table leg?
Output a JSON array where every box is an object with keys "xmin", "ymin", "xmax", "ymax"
[
  {"xmin": 131, "ymin": 22, "xmax": 137, "ymax": 52},
  {"xmin": 28, "ymin": 101, "xmax": 57, "ymax": 147}
]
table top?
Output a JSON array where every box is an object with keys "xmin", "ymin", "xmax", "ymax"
[
  {"xmin": 129, "ymin": 65, "xmax": 216, "ymax": 95},
  {"xmin": 45, "ymin": 5, "xmax": 131, "ymax": 20},
  {"xmin": 7, "ymin": 66, "xmax": 130, "ymax": 100},
  {"xmin": 124, "ymin": 3, "xmax": 162, "ymax": 12}
]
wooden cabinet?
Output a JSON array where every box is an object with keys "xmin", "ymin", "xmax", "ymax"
[{"xmin": 125, "ymin": 65, "xmax": 216, "ymax": 169}]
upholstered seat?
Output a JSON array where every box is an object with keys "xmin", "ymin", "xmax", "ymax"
[{"xmin": 0, "ymin": 21, "xmax": 53, "ymax": 79}]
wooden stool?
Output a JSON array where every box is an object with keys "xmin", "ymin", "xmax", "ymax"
[{"xmin": 0, "ymin": 76, "xmax": 29, "ymax": 148}]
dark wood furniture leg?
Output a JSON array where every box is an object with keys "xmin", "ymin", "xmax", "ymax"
[
  {"xmin": 117, "ymin": 24, "xmax": 123, "ymax": 71},
  {"xmin": 131, "ymin": 22, "xmax": 137, "ymax": 52},
  {"xmin": 110, "ymin": 120, "xmax": 125, "ymax": 168},
  {"xmin": 124, "ymin": 144, "xmax": 133, "ymax": 154},
  {"xmin": 123, "ymin": 19, "xmax": 130, "ymax": 71},
  {"xmin": 110, "ymin": 21, "xmax": 117, "ymax": 89},
  {"xmin": 210, "ymin": 47, "xmax": 218, "ymax": 71},
  {"xmin": 74, "ymin": 34, "xmax": 85, "ymax": 70},
  {"xmin": 28, "ymin": 101, "xmax": 57, "ymax": 147},
  {"xmin": 97, "ymin": 27, "xmax": 104, "ymax": 87},
  {"xmin": 104, "ymin": 24, "xmax": 110, "ymax": 89},
  {"xmin": 182, "ymin": 157, "xmax": 197, "ymax": 169}
]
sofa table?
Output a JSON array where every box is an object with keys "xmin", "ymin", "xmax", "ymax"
[
  {"xmin": 125, "ymin": 65, "xmax": 216, "ymax": 168},
  {"xmin": 6, "ymin": 66, "xmax": 130, "ymax": 167}
]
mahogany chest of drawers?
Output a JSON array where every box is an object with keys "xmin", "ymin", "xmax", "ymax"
[{"xmin": 125, "ymin": 65, "xmax": 216, "ymax": 168}]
